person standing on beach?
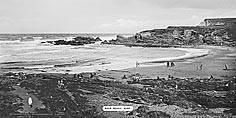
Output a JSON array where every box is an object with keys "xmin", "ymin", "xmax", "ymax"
[
  {"xmin": 171, "ymin": 62, "xmax": 175, "ymax": 67},
  {"xmin": 167, "ymin": 61, "xmax": 170, "ymax": 68},
  {"xmin": 199, "ymin": 64, "xmax": 203, "ymax": 71},
  {"xmin": 224, "ymin": 64, "xmax": 228, "ymax": 70},
  {"xmin": 136, "ymin": 61, "xmax": 139, "ymax": 68}
]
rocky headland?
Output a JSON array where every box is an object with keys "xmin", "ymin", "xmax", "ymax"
[{"xmin": 102, "ymin": 18, "xmax": 236, "ymax": 47}]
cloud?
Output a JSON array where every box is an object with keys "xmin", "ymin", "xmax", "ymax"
[
  {"xmin": 94, "ymin": 18, "xmax": 155, "ymax": 33},
  {"xmin": 0, "ymin": 16, "xmax": 14, "ymax": 24},
  {"xmin": 0, "ymin": 0, "xmax": 235, "ymax": 33},
  {"xmin": 101, "ymin": 19, "xmax": 150, "ymax": 28},
  {"xmin": 136, "ymin": 0, "xmax": 236, "ymax": 10}
]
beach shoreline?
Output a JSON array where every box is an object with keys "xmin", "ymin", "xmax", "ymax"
[
  {"xmin": 139, "ymin": 47, "xmax": 211, "ymax": 64},
  {"xmin": 98, "ymin": 45, "xmax": 236, "ymax": 80},
  {"xmin": 0, "ymin": 44, "xmax": 209, "ymax": 74},
  {"xmin": 0, "ymin": 45, "xmax": 230, "ymax": 75},
  {"xmin": 62, "ymin": 46, "xmax": 211, "ymax": 74},
  {"xmin": 1, "ymin": 44, "xmax": 235, "ymax": 79}
]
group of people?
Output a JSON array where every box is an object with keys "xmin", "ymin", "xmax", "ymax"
[{"xmin": 167, "ymin": 61, "xmax": 175, "ymax": 68}]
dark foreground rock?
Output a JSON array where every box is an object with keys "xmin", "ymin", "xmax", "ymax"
[
  {"xmin": 128, "ymin": 106, "xmax": 171, "ymax": 118},
  {"xmin": 1, "ymin": 72, "xmax": 235, "ymax": 117},
  {"xmin": 0, "ymin": 72, "xmax": 106, "ymax": 117}
]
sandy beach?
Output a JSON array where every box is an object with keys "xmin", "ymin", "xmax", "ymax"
[{"xmin": 98, "ymin": 45, "xmax": 236, "ymax": 81}]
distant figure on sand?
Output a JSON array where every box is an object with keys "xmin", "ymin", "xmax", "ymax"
[
  {"xmin": 171, "ymin": 62, "xmax": 175, "ymax": 67},
  {"xmin": 224, "ymin": 64, "xmax": 228, "ymax": 70},
  {"xmin": 199, "ymin": 64, "xmax": 203, "ymax": 71},
  {"xmin": 136, "ymin": 61, "xmax": 139, "ymax": 68},
  {"xmin": 167, "ymin": 61, "xmax": 170, "ymax": 67}
]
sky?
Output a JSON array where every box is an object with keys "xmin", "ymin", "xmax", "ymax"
[{"xmin": 0, "ymin": 0, "xmax": 236, "ymax": 33}]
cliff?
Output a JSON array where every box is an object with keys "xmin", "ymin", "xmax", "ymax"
[{"xmin": 102, "ymin": 18, "xmax": 236, "ymax": 47}]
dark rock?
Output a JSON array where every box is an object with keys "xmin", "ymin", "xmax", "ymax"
[
  {"xmin": 101, "ymin": 40, "xmax": 109, "ymax": 44},
  {"xmin": 42, "ymin": 36, "xmax": 101, "ymax": 46},
  {"xmin": 146, "ymin": 111, "xmax": 171, "ymax": 118},
  {"xmin": 122, "ymin": 75, "xmax": 127, "ymax": 79},
  {"xmin": 1, "ymin": 67, "xmax": 25, "ymax": 69},
  {"xmin": 136, "ymin": 106, "xmax": 149, "ymax": 114},
  {"xmin": 95, "ymin": 37, "xmax": 102, "ymax": 41},
  {"xmin": 223, "ymin": 108, "xmax": 236, "ymax": 115}
]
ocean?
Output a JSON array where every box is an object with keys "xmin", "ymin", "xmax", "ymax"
[{"xmin": 0, "ymin": 33, "xmax": 186, "ymax": 73}]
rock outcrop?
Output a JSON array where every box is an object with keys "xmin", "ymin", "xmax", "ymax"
[{"xmin": 42, "ymin": 36, "xmax": 102, "ymax": 46}]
